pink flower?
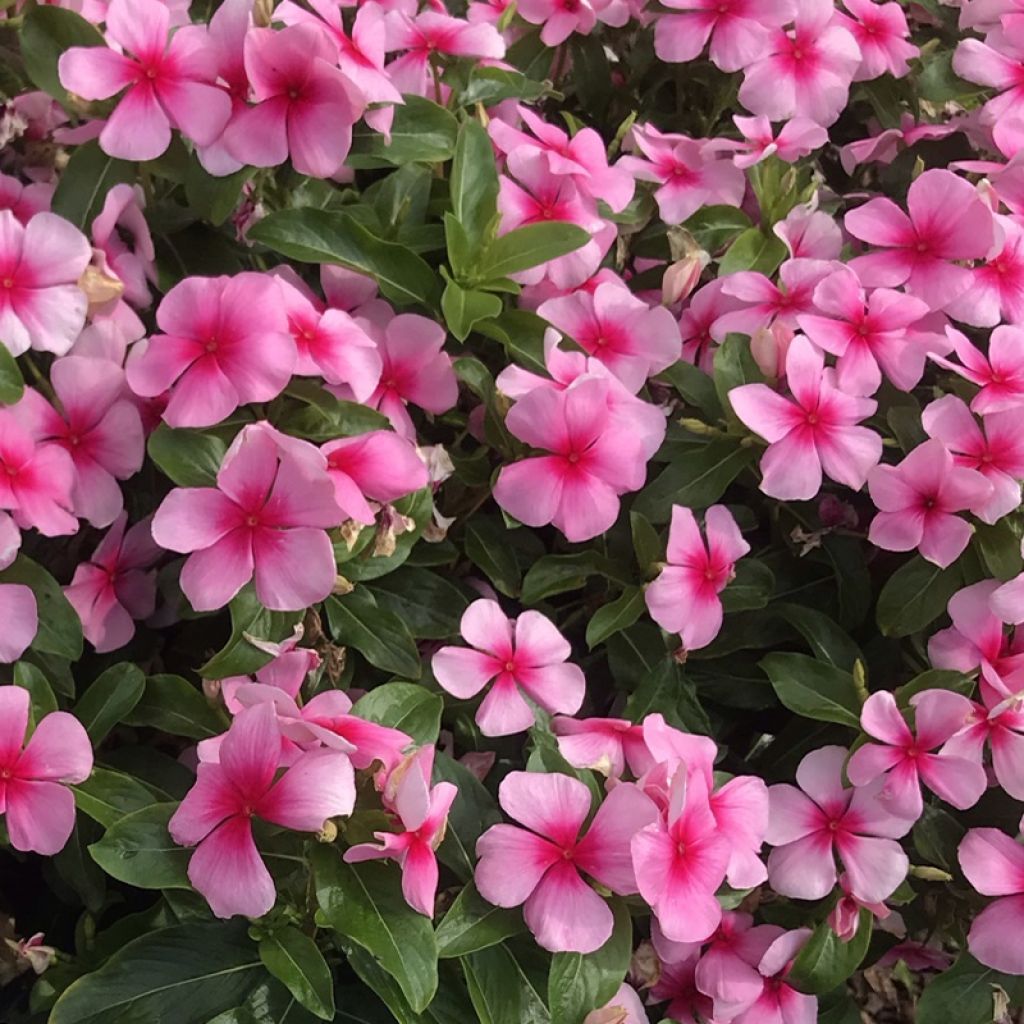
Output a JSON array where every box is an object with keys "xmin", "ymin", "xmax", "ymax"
[
  {"xmin": 731, "ymin": 116, "xmax": 829, "ymax": 168},
  {"xmin": 18, "ymin": 357, "xmax": 144, "ymax": 528},
  {"xmin": 654, "ymin": 0, "xmax": 793, "ymax": 71},
  {"xmin": 943, "ymin": 686, "xmax": 1024, "ymax": 802},
  {"xmin": 345, "ymin": 747, "xmax": 457, "ymax": 916},
  {"xmin": 493, "ymin": 375, "xmax": 655, "ymax": 542},
  {"xmin": 432, "ymin": 599, "xmax": 585, "ymax": 736},
  {"xmin": 717, "ymin": 259, "xmax": 837, "ymax": 336},
  {"xmin": 774, "ymin": 198, "xmax": 843, "ymax": 260},
  {"xmin": 645, "ymin": 504, "xmax": 749, "ymax": 652},
  {"xmin": 514, "ymin": 0, "xmax": 617, "ymax": 45},
  {"xmin": 732, "ymin": 929, "xmax": 817, "ymax": 1024},
  {"xmin": 867, "ymin": 439, "xmax": 992, "ymax": 568},
  {"xmin": 58, "ymin": 0, "xmax": 231, "ymax": 161},
  {"xmin": 648, "ymin": 950, "xmax": 717, "ymax": 1024},
  {"xmin": 64, "ymin": 513, "xmax": 159, "ymax": 653},
  {"xmin": 321, "ymin": 431, "xmax": 428, "ymax": 526},
  {"xmin": 223, "ymin": 24, "xmax": 364, "ymax": 179},
  {"xmin": 845, "ymin": 169, "xmax": 996, "ymax": 310},
  {"xmin": 729, "ymin": 335, "xmax": 882, "ymax": 500},
  {"xmin": 0, "ymin": 210, "xmax": 91, "ymax": 357},
  {"xmin": 846, "ymin": 689, "xmax": 985, "ymax": 819},
  {"xmin": 838, "ymin": 115, "xmax": 957, "ymax": 175},
  {"xmin": 945, "ymin": 215, "xmax": 1024, "ymax": 327},
  {"xmin": 552, "ymin": 716, "xmax": 654, "ymax": 778},
  {"xmin": 0, "ymin": 514, "xmax": 36, "ymax": 663},
  {"xmin": 537, "ymin": 280, "xmax": 680, "ymax": 391},
  {"xmin": 0, "ymin": 173, "xmax": 52, "ymax": 225},
  {"xmin": 958, "ymin": 828, "xmax": 1024, "ymax": 974},
  {"xmin": 475, "ymin": 771, "xmax": 658, "ymax": 952},
  {"xmin": 922, "ymin": 394, "xmax": 1024, "ymax": 524},
  {"xmin": 932, "ymin": 326, "xmax": 1024, "ymax": 414},
  {"xmin": 169, "ymin": 702, "xmax": 355, "ymax": 919},
  {"xmin": 583, "ymin": 984, "xmax": 647, "ymax": 1024},
  {"xmin": 90, "ymin": 184, "xmax": 155, "ymax": 309},
  {"xmin": 835, "ymin": 0, "xmax": 917, "ymax": 80},
  {"xmin": 126, "ymin": 274, "xmax": 295, "ymax": 429},
  {"xmin": 679, "ymin": 279, "xmax": 745, "ymax": 371},
  {"xmin": 0, "ymin": 686, "xmax": 92, "ymax": 855},
  {"xmin": 828, "ymin": 872, "xmax": 891, "ymax": 940},
  {"xmin": 796, "ymin": 266, "xmax": 935, "ymax": 395},
  {"xmin": 738, "ymin": 0, "xmax": 862, "ymax": 127},
  {"xmin": 151, "ymin": 423, "xmax": 342, "ymax": 612},
  {"xmin": 217, "ymin": 632, "xmax": 320, "ymax": 715},
  {"xmin": 619, "ymin": 125, "xmax": 746, "ymax": 225},
  {"xmin": 766, "ymin": 745, "xmax": 912, "ymax": 904}
]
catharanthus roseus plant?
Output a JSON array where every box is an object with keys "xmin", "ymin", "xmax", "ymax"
[{"xmin": 2, "ymin": 0, "xmax": 1024, "ymax": 1022}]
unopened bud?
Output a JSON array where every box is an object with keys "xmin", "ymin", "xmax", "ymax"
[
  {"xmin": 630, "ymin": 940, "xmax": 661, "ymax": 989},
  {"xmin": 909, "ymin": 865, "xmax": 953, "ymax": 882},
  {"xmin": 202, "ymin": 677, "xmax": 222, "ymax": 702},
  {"xmin": 317, "ymin": 820, "xmax": 338, "ymax": 844},
  {"xmin": 662, "ymin": 252, "xmax": 708, "ymax": 305},
  {"xmin": 78, "ymin": 264, "xmax": 124, "ymax": 315},
  {"xmin": 332, "ymin": 575, "xmax": 354, "ymax": 596},
  {"xmin": 253, "ymin": 0, "xmax": 275, "ymax": 26}
]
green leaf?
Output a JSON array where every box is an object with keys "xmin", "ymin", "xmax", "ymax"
[
  {"xmin": 313, "ymin": 847, "xmax": 438, "ymax": 1012},
  {"xmin": 720, "ymin": 559, "xmax": 774, "ymax": 613},
  {"xmin": 432, "ymin": 752, "xmax": 501, "ymax": 881},
  {"xmin": 125, "ymin": 674, "xmax": 226, "ymax": 739},
  {"xmin": 548, "ymin": 901, "xmax": 632, "ymax": 1024},
  {"xmin": 251, "ymin": 209, "xmax": 439, "ymax": 308},
  {"xmin": 88, "ymin": 803, "xmax": 192, "ymax": 890},
  {"xmin": 349, "ymin": 96, "xmax": 459, "ymax": 166},
  {"xmin": 633, "ymin": 440, "xmax": 753, "ymax": 524},
  {"xmin": 450, "ymin": 118, "xmax": 500, "ymax": 259},
  {"xmin": 760, "ymin": 652, "xmax": 861, "ymax": 728},
  {"xmin": 458, "ymin": 66, "xmax": 547, "ymax": 107},
  {"xmin": 51, "ymin": 140, "xmax": 135, "ymax": 230},
  {"xmin": 366, "ymin": 568, "xmax": 469, "ymax": 640},
  {"xmin": 0, "ymin": 345, "xmax": 24, "ymax": 405},
  {"xmin": 464, "ymin": 946, "xmax": 523, "ymax": 1024},
  {"xmin": 14, "ymin": 660, "xmax": 58, "ymax": 721},
  {"xmin": 185, "ymin": 158, "xmax": 250, "ymax": 227},
  {"xmin": 53, "ymin": 819, "xmax": 106, "ymax": 912},
  {"xmin": 49, "ymin": 922, "xmax": 263, "ymax": 1024},
  {"xmin": 148, "ymin": 423, "xmax": 229, "ymax": 487},
  {"xmin": 683, "ymin": 205, "xmax": 753, "ymax": 253},
  {"xmin": 200, "ymin": 588, "xmax": 303, "ymax": 679},
  {"xmin": 276, "ymin": 387, "xmax": 390, "ymax": 443},
  {"xmin": 436, "ymin": 884, "xmax": 525, "ymax": 959},
  {"xmin": 917, "ymin": 954, "xmax": 1024, "ymax": 1024},
  {"xmin": 771, "ymin": 603, "xmax": 863, "ymax": 673},
  {"xmin": 625, "ymin": 658, "xmax": 711, "ymax": 735},
  {"xmin": 73, "ymin": 663, "xmax": 145, "ymax": 744},
  {"xmin": 718, "ymin": 228, "xmax": 787, "ymax": 275},
  {"xmin": 259, "ymin": 926, "xmax": 335, "ymax": 1021},
  {"xmin": 895, "ymin": 668, "xmax": 973, "ymax": 706},
  {"xmin": 442, "ymin": 279, "xmax": 503, "ymax": 341},
  {"xmin": 788, "ymin": 910, "xmax": 872, "ymax": 995},
  {"xmin": 912, "ymin": 804, "xmax": 966, "ymax": 873},
  {"xmin": 876, "ymin": 555, "xmax": 964, "ymax": 637},
  {"xmin": 917, "ymin": 50, "xmax": 984, "ymax": 104},
  {"xmin": 325, "ymin": 589, "xmax": 422, "ymax": 678},
  {"xmin": 74, "ymin": 767, "xmax": 154, "ymax": 828},
  {"xmin": 586, "ymin": 588, "xmax": 645, "ymax": 649},
  {"xmin": 477, "ymin": 223, "xmax": 590, "ymax": 282},
  {"xmin": 660, "ymin": 360, "xmax": 722, "ymax": 419},
  {"xmin": 630, "ymin": 511, "xmax": 662, "ymax": 574},
  {"xmin": 0, "ymin": 555, "xmax": 82, "ymax": 660},
  {"xmin": 521, "ymin": 552, "xmax": 623, "ymax": 605},
  {"xmin": 352, "ymin": 682, "xmax": 442, "ymax": 745},
  {"xmin": 465, "ymin": 516, "xmax": 522, "ymax": 597},
  {"xmin": 19, "ymin": 5, "xmax": 105, "ymax": 105},
  {"xmin": 714, "ymin": 333, "xmax": 765, "ymax": 422},
  {"xmin": 974, "ymin": 518, "xmax": 1024, "ymax": 581}
]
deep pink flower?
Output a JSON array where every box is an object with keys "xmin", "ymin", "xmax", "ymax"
[
  {"xmin": 169, "ymin": 702, "xmax": 355, "ymax": 919},
  {"xmin": 732, "ymin": 929, "xmax": 817, "ymax": 1024},
  {"xmin": 648, "ymin": 950, "xmax": 717, "ymax": 1024},
  {"xmin": 730, "ymin": 335, "xmax": 882, "ymax": 500},
  {"xmin": 946, "ymin": 215, "xmax": 1024, "ymax": 327},
  {"xmin": 922, "ymin": 394, "xmax": 1024, "ymax": 524},
  {"xmin": 717, "ymin": 259, "xmax": 837, "ymax": 336},
  {"xmin": 64, "ymin": 513, "xmax": 159, "ymax": 653},
  {"xmin": 645, "ymin": 504, "xmax": 749, "ymax": 652},
  {"xmin": 835, "ymin": 0, "xmax": 917, "ymax": 80},
  {"xmin": 91, "ymin": 184, "xmax": 155, "ymax": 310},
  {"xmin": 321, "ymin": 431, "xmax": 428, "ymax": 526},
  {"xmin": 58, "ymin": 0, "xmax": 231, "ymax": 161},
  {"xmin": 959, "ymin": 828, "xmax": 1024, "ymax": 974},
  {"xmin": 0, "ymin": 210, "xmax": 91, "ymax": 357},
  {"xmin": 151, "ymin": 423, "xmax": 342, "ymax": 612},
  {"xmin": 932, "ymin": 326, "xmax": 1024, "ymax": 414},
  {"xmin": 475, "ymin": 771, "xmax": 658, "ymax": 952},
  {"xmin": 126, "ymin": 274, "xmax": 295, "ymax": 429},
  {"xmin": 0, "ymin": 686, "xmax": 92, "ymax": 855},
  {"xmin": 345, "ymin": 747, "xmax": 457, "ymax": 916},
  {"xmin": 432, "ymin": 599, "xmax": 585, "ymax": 736},
  {"xmin": 493, "ymin": 375, "xmax": 656, "ymax": 542},
  {"xmin": 796, "ymin": 265, "xmax": 935, "ymax": 395},
  {"xmin": 845, "ymin": 169, "xmax": 996, "ymax": 309},
  {"xmin": 766, "ymin": 745, "xmax": 912, "ymax": 904},
  {"xmin": 732, "ymin": 116, "xmax": 829, "ymax": 168},
  {"xmin": 867, "ymin": 438, "xmax": 992, "ymax": 568},
  {"xmin": 552, "ymin": 716, "xmax": 654, "ymax": 779},
  {"xmin": 847, "ymin": 689, "xmax": 985, "ymax": 819},
  {"xmin": 223, "ymin": 24, "xmax": 364, "ymax": 179}
]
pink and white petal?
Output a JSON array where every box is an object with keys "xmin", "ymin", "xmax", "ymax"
[
  {"xmin": 918, "ymin": 513, "xmax": 973, "ymax": 568},
  {"xmin": 0, "ymin": 685, "xmax": 29, "ymax": 764},
  {"xmin": 515, "ymin": 662, "xmax": 586, "ymax": 717},
  {"xmin": 846, "ymin": 743, "xmax": 905, "ymax": 787},
  {"xmin": 959, "ymin": 828, "xmax": 1024, "ymax": 896},
  {"xmin": 860, "ymin": 690, "xmax": 913, "ymax": 746},
  {"xmin": 918, "ymin": 753, "xmax": 986, "ymax": 810},
  {"xmin": 523, "ymin": 860, "xmax": 614, "ymax": 953},
  {"xmin": 764, "ymin": 784, "xmax": 824, "ymax": 846},
  {"xmin": 795, "ymin": 745, "xmax": 851, "ymax": 817},
  {"xmin": 187, "ymin": 815, "xmax": 277, "ymax": 919},
  {"xmin": 497, "ymin": 769, "xmax": 592, "ymax": 846},
  {"xmin": 574, "ymin": 782, "xmax": 659, "ymax": 893},
  {"xmin": 101, "ymin": 85, "xmax": 173, "ymax": 162},
  {"xmin": 401, "ymin": 840, "xmax": 439, "ymax": 917},
  {"xmin": 991, "ymin": 727, "xmax": 1024, "ymax": 800},
  {"xmin": 252, "ymin": 527, "xmax": 336, "ymax": 611},
  {"xmin": 475, "ymin": 823, "xmax": 562, "ymax": 906},
  {"xmin": 151, "ymin": 488, "xmax": 241, "ymax": 553},
  {"xmin": 431, "ymin": 647, "xmax": 500, "ymax": 700},
  {"xmin": 0, "ymin": 584, "xmax": 36, "ymax": 662},
  {"xmin": 460, "ymin": 599, "xmax": 514, "ymax": 659},
  {"xmin": 759, "ymin": 432, "xmax": 823, "ymax": 501},
  {"xmin": 17, "ymin": 711, "xmax": 91, "ymax": 783},
  {"xmin": 475, "ymin": 675, "xmax": 538, "ymax": 736},
  {"xmin": 967, "ymin": 895, "xmax": 1024, "ymax": 974},
  {"xmin": 179, "ymin": 529, "xmax": 254, "ymax": 612},
  {"xmin": 836, "ymin": 833, "xmax": 908, "ymax": 903},
  {"xmin": 514, "ymin": 609, "xmax": 570, "ymax": 668},
  {"xmin": 259, "ymin": 748, "xmax": 355, "ymax": 829},
  {"xmin": 911, "ymin": 689, "xmax": 976, "ymax": 748},
  {"xmin": 766, "ymin": 832, "xmax": 838, "ymax": 900},
  {"xmin": 728, "ymin": 384, "xmax": 802, "ymax": 443},
  {"xmin": 4, "ymin": 778, "xmax": 77, "ymax": 855},
  {"xmin": 705, "ymin": 504, "xmax": 750, "ymax": 565},
  {"xmin": 493, "ymin": 458, "xmax": 565, "ymax": 530},
  {"xmin": 168, "ymin": 764, "xmax": 242, "ymax": 845}
]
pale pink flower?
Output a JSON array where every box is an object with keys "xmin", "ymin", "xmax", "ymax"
[
  {"xmin": 835, "ymin": 0, "xmax": 917, "ymax": 79},
  {"xmin": 0, "ymin": 210, "xmax": 91, "ymax": 357},
  {"xmin": 943, "ymin": 684, "xmax": 1024, "ymax": 802},
  {"xmin": 619, "ymin": 125, "xmax": 746, "ymax": 225},
  {"xmin": 847, "ymin": 689, "xmax": 985, "ymax": 820},
  {"xmin": 90, "ymin": 185, "xmax": 155, "ymax": 309},
  {"xmin": 845, "ymin": 169, "xmax": 996, "ymax": 310},
  {"xmin": 514, "ymin": 0, "xmax": 616, "ymax": 45},
  {"xmin": 58, "ymin": 0, "xmax": 231, "ymax": 161},
  {"xmin": 645, "ymin": 504, "xmax": 749, "ymax": 652},
  {"xmin": 867, "ymin": 439, "xmax": 992, "ymax": 568},
  {"xmin": 64, "ymin": 513, "xmax": 159, "ymax": 653},
  {"xmin": 922, "ymin": 394, "xmax": 1024, "ymax": 524},
  {"xmin": 648, "ymin": 950, "xmax": 717, "ymax": 1024},
  {"xmin": 766, "ymin": 745, "xmax": 912, "ymax": 904},
  {"xmin": 321, "ymin": 431, "xmax": 428, "ymax": 526},
  {"xmin": 959, "ymin": 828, "xmax": 1024, "ymax": 974},
  {"xmin": 126, "ymin": 274, "xmax": 295, "ymax": 429},
  {"xmin": 732, "ymin": 929, "xmax": 817, "ymax": 1024},
  {"xmin": 655, "ymin": 0, "xmax": 793, "ymax": 71},
  {"xmin": 223, "ymin": 24, "xmax": 364, "ymax": 179},
  {"xmin": 217, "ymin": 634, "xmax": 320, "ymax": 715},
  {"xmin": 0, "ymin": 686, "xmax": 92, "ymax": 856},
  {"xmin": 0, "ymin": 513, "xmax": 36, "ymax": 663},
  {"xmin": 796, "ymin": 265, "xmax": 935, "ymax": 395},
  {"xmin": 584, "ymin": 984, "xmax": 648, "ymax": 1024},
  {"xmin": 828, "ymin": 872, "xmax": 892, "ymax": 941},
  {"xmin": 537, "ymin": 280, "xmax": 680, "ymax": 391},
  {"xmin": 730, "ymin": 335, "xmax": 882, "ymax": 500},
  {"xmin": 717, "ymin": 259, "xmax": 837, "ymax": 336},
  {"xmin": 738, "ymin": 0, "xmax": 862, "ymax": 127},
  {"xmin": 345, "ymin": 747, "xmax": 457, "ymax": 916},
  {"xmin": 0, "ymin": 173, "xmax": 52, "ymax": 224},
  {"xmin": 774, "ymin": 198, "xmax": 844, "ymax": 260},
  {"xmin": 151, "ymin": 423, "xmax": 342, "ymax": 612},
  {"xmin": 432, "ymin": 599, "xmax": 585, "ymax": 736},
  {"xmin": 169, "ymin": 702, "xmax": 355, "ymax": 919},
  {"xmin": 933, "ymin": 326, "xmax": 1024, "ymax": 415},
  {"xmin": 945, "ymin": 215, "xmax": 1024, "ymax": 327},
  {"xmin": 731, "ymin": 116, "xmax": 828, "ymax": 168},
  {"xmin": 838, "ymin": 115, "xmax": 957, "ymax": 175},
  {"xmin": 679, "ymin": 279, "xmax": 746, "ymax": 371},
  {"xmin": 493, "ymin": 375, "xmax": 656, "ymax": 542},
  {"xmin": 475, "ymin": 771, "xmax": 658, "ymax": 953},
  {"xmin": 552, "ymin": 716, "xmax": 654, "ymax": 778}
]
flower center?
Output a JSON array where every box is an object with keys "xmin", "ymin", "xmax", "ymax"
[
  {"xmin": 205, "ymin": 338, "xmax": 219, "ymax": 353},
  {"xmin": 567, "ymin": 451, "xmax": 580, "ymax": 464},
  {"xmin": 1, "ymin": 278, "xmax": 12, "ymax": 289},
  {"xmin": 246, "ymin": 514, "xmax": 260, "ymax": 527}
]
